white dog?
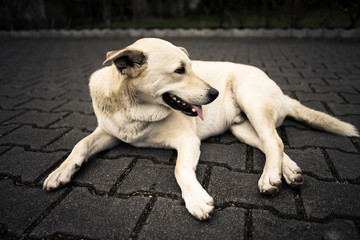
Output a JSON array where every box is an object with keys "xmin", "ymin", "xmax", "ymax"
[{"xmin": 44, "ymin": 38, "xmax": 358, "ymax": 220}]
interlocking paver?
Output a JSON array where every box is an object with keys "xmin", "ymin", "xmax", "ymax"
[
  {"xmin": 73, "ymin": 157, "xmax": 133, "ymax": 192},
  {"xmin": 0, "ymin": 125, "xmax": 68, "ymax": 149},
  {"xmin": 301, "ymin": 176, "xmax": 360, "ymax": 219},
  {"xmin": 199, "ymin": 143, "xmax": 247, "ymax": 170},
  {"xmin": 252, "ymin": 209, "xmax": 359, "ymax": 239},
  {"xmin": 0, "ymin": 147, "xmax": 67, "ymax": 182},
  {"xmin": 0, "ymin": 37, "xmax": 359, "ymax": 239},
  {"xmin": 0, "ymin": 180, "xmax": 64, "ymax": 235},
  {"xmin": 30, "ymin": 188, "xmax": 149, "ymax": 239},
  {"xmin": 326, "ymin": 149, "xmax": 360, "ymax": 180},
  {"xmin": 286, "ymin": 128, "xmax": 357, "ymax": 152},
  {"xmin": 208, "ymin": 167, "xmax": 297, "ymax": 216},
  {"xmin": 43, "ymin": 128, "xmax": 89, "ymax": 151},
  {"xmin": 17, "ymin": 98, "xmax": 67, "ymax": 111},
  {"xmin": 117, "ymin": 159, "xmax": 206, "ymax": 196},
  {"xmin": 6, "ymin": 110, "xmax": 67, "ymax": 127},
  {"xmin": 138, "ymin": 198, "xmax": 245, "ymax": 240}
]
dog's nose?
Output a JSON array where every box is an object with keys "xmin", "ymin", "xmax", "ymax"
[{"xmin": 207, "ymin": 88, "xmax": 219, "ymax": 101}]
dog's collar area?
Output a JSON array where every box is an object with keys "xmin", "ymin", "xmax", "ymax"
[{"xmin": 162, "ymin": 93, "xmax": 204, "ymax": 120}]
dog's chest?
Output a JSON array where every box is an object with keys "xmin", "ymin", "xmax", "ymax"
[{"xmin": 98, "ymin": 113, "xmax": 151, "ymax": 143}]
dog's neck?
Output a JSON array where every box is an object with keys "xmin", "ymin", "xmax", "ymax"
[{"xmin": 91, "ymin": 67, "xmax": 171, "ymax": 122}]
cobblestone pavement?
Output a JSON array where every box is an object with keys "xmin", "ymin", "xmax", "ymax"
[{"xmin": 0, "ymin": 37, "xmax": 360, "ymax": 240}]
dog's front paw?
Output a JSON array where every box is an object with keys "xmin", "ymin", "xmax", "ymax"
[
  {"xmin": 183, "ymin": 187, "xmax": 214, "ymax": 220},
  {"xmin": 258, "ymin": 169, "xmax": 282, "ymax": 195},
  {"xmin": 43, "ymin": 167, "xmax": 73, "ymax": 191},
  {"xmin": 283, "ymin": 165, "xmax": 303, "ymax": 187}
]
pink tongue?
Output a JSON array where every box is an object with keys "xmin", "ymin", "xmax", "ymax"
[{"xmin": 191, "ymin": 105, "xmax": 204, "ymax": 121}]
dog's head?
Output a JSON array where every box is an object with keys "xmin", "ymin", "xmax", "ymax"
[{"xmin": 103, "ymin": 38, "xmax": 218, "ymax": 120}]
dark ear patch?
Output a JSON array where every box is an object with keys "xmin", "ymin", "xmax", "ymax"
[
  {"xmin": 103, "ymin": 49, "xmax": 146, "ymax": 77},
  {"xmin": 113, "ymin": 50, "xmax": 145, "ymax": 73}
]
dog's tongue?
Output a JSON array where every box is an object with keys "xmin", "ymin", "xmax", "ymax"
[{"xmin": 191, "ymin": 105, "xmax": 204, "ymax": 121}]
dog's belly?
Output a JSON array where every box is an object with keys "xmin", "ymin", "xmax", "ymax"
[{"xmin": 196, "ymin": 95, "xmax": 238, "ymax": 140}]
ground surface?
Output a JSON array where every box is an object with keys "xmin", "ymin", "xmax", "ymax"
[{"xmin": 0, "ymin": 37, "xmax": 359, "ymax": 239}]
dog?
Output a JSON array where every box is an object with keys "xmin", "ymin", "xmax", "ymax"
[{"xmin": 43, "ymin": 38, "xmax": 359, "ymax": 220}]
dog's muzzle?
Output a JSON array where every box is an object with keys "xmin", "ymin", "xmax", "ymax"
[{"xmin": 162, "ymin": 88, "xmax": 218, "ymax": 121}]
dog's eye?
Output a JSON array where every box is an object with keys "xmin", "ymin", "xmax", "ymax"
[{"xmin": 175, "ymin": 66, "xmax": 185, "ymax": 74}]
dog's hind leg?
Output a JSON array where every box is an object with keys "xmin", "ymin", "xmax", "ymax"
[
  {"xmin": 43, "ymin": 126, "xmax": 119, "ymax": 190},
  {"xmin": 231, "ymin": 119, "xmax": 303, "ymax": 193}
]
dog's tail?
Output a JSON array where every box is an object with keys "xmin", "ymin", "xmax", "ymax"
[{"xmin": 285, "ymin": 95, "xmax": 359, "ymax": 137}]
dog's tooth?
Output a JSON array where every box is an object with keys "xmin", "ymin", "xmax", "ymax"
[
  {"xmin": 177, "ymin": 100, "xmax": 181, "ymax": 103},
  {"xmin": 172, "ymin": 97, "xmax": 177, "ymax": 101},
  {"xmin": 182, "ymin": 102, "xmax": 186, "ymax": 106},
  {"xmin": 192, "ymin": 108, "xmax": 196, "ymax": 112}
]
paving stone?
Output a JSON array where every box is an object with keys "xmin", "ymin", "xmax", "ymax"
[
  {"xmin": 105, "ymin": 142, "xmax": 174, "ymax": 163},
  {"xmin": 0, "ymin": 124, "xmax": 19, "ymax": 136},
  {"xmin": 0, "ymin": 109, "xmax": 24, "ymax": 123},
  {"xmin": 0, "ymin": 96, "xmax": 29, "ymax": 109},
  {"xmin": 138, "ymin": 198, "xmax": 245, "ymax": 240},
  {"xmin": 208, "ymin": 167, "xmax": 297, "ymax": 215},
  {"xmin": 118, "ymin": 159, "xmax": 206, "ymax": 196},
  {"xmin": 285, "ymin": 148, "xmax": 333, "ymax": 179},
  {"xmin": 58, "ymin": 89, "xmax": 92, "ymax": 101},
  {"xmin": 341, "ymin": 93, "xmax": 360, "ymax": 104},
  {"xmin": 0, "ymin": 147, "xmax": 67, "ymax": 182},
  {"xmin": 253, "ymin": 148, "xmax": 333, "ymax": 180},
  {"xmin": 16, "ymin": 98, "xmax": 67, "ymax": 111},
  {"xmin": 278, "ymin": 83, "xmax": 313, "ymax": 92},
  {"xmin": 327, "ymin": 103, "xmax": 360, "ymax": 116},
  {"xmin": 73, "ymin": 157, "xmax": 133, "ymax": 192},
  {"xmin": 252, "ymin": 209, "xmax": 359, "ymax": 240},
  {"xmin": 310, "ymin": 84, "xmax": 358, "ymax": 94},
  {"xmin": 199, "ymin": 143, "xmax": 247, "ymax": 170},
  {"xmin": 0, "ymin": 179, "xmax": 64, "ymax": 236},
  {"xmin": 44, "ymin": 128, "xmax": 89, "ymax": 151},
  {"xmin": 286, "ymin": 128, "xmax": 357, "ymax": 152},
  {"xmin": 326, "ymin": 149, "xmax": 360, "ymax": 180},
  {"xmin": 50, "ymin": 112, "xmax": 97, "ymax": 131},
  {"xmin": 0, "ymin": 146, "xmax": 10, "ymax": 154},
  {"xmin": 23, "ymin": 87, "xmax": 67, "ymax": 100},
  {"xmin": 30, "ymin": 187, "xmax": 149, "ymax": 239},
  {"xmin": 296, "ymin": 92, "xmax": 344, "ymax": 103},
  {"xmin": 7, "ymin": 110, "xmax": 67, "ymax": 127},
  {"xmin": 0, "ymin": 125, "xmax": 69, "ymax": 149},
  {"xmin": 52, "ymin": 99, "xmax": 94, "ymax": 114},
  {"xmin": 301, "ymin": 176, "xmax": 360, "ymax": 218}
]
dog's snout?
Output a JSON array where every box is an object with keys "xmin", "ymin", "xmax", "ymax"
[{"xmin": 207, "ymin": 88, "xmax": 219, "ymax": 102}]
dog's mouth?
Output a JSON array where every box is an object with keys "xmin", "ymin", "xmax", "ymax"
[{"xmin": 162, "ymin": 93, "xmax": 204, "ymax": 120}]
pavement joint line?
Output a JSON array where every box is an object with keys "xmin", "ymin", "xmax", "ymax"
[
  {"xmin": 108, "ymin": 157, "xmax": 138, "ymax": 196},
  {"xmin": 201, "ymin": 164, "xmax": 213, "ymax": 190},
  {"xmin": 292, "ymin": 187, "xmax": 308, "ymax": 220},
  {"xmin": 244, "ymin": 209, "xmax": 253, "ymax": 240},
  {"xmin": 129, "ymin": 196, "xmax": 157, "ymax": 240},
  {"xmin": 321, "ymin": 148, "xmax": 343, "ymax": 183},
  {"xmin": 245, "ymin": 146, "xmax": 254, "ymax": 173}
]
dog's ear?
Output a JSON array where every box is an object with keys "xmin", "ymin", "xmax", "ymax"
[
  {"xmin": 178, "ymin": 46, "xmax": 189, "ymax": 57},
  {"xmin": 103, "ymin": 49, "xmax": 146, "ymax": 77}
]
